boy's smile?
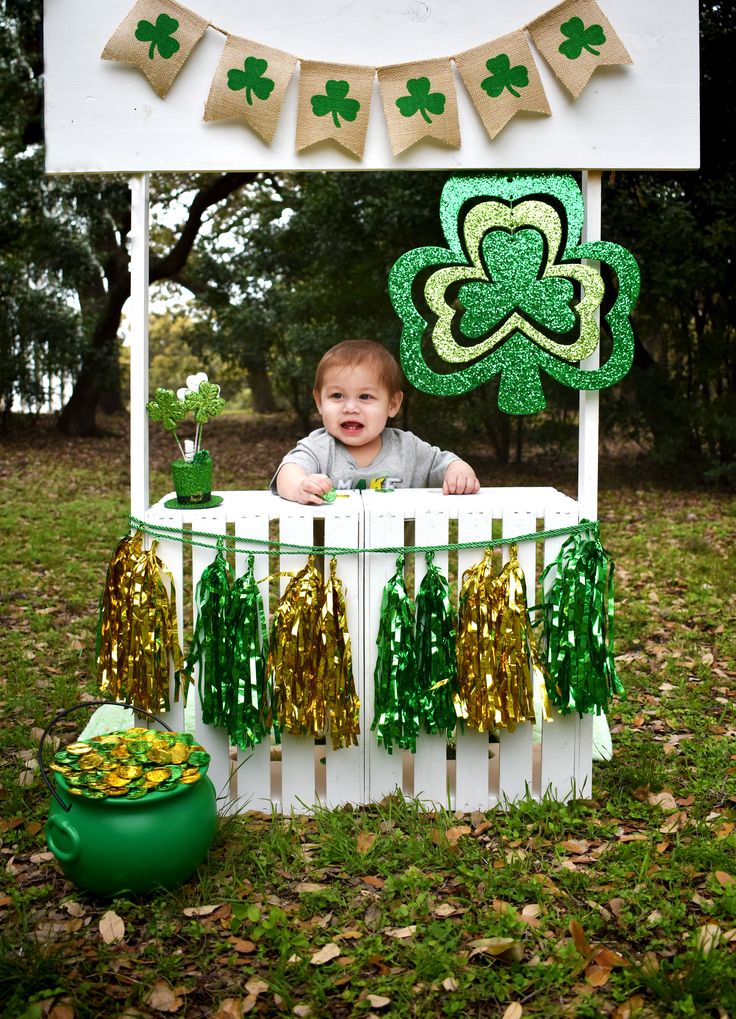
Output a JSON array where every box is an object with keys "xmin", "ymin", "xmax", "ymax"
[{"xmin": 314, "ymin": 362, "xmax": 403, "ymax": 466}]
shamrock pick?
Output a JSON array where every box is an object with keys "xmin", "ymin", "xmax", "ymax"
[
  {"xmin": 311, "ymin": 80, "xmax": 361, "ymax": 128},
  {"xmin": 481, "ymin": 54, "xmax": 529, "ymax": 99},
  {"xmin": 227, "ymin": 57, "xmax": 275, "ymax": 105},
  {"xmin": 558, "ymin": 16, "xmax": 607, "ymax": 59},
  {"xmin": 396, "ymin": 77, "xmax": 446, "ymax": 124},
  {"xmin": 134, "ymin": 14, "xmax": 181, "ymax": 60}
]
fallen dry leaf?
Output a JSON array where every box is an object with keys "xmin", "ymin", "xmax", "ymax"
[
  {"xmin": 648, "ymin": 790, "xmax": 678, "ymax": 811},
  {"xmin": 585, "ymin": 963, "xmax": 611, "ymax": 987},
  {"xmin": 559, "ymin": 839, "xmax": 590, "ymax": 855},
  {"xmin": 356, "ymin": 832, "xmax": 377, "ymax": 855},
  {"xmin": 569, "ymin": 919, "xmax": 592, "ymax": 958},
  {"xmin": 367, "ymin": 994, "xmax": 391, "ymax": 1008},
  {"xmin": 244, "ymin": 978, "xmax": 268, "ymax": 996},
  {"xmin": 182, "ymin": 903, "xmax": 223, "ymax": 917},
  {"xmin": 211, "ymin": 999, "xmax": 243, "ymax": 1019},
  {"xmin": 445, "ymin": 825, "xmax": 472, "ymax": 844},
  {"xmin": 591, "ymin": 947, "xmax": 628, "ymax": 968},
  {"xmin": 295, "ymin": 882, "xmax": 329, "ymax": 894},
  {"xmin": 146, "ymin": 980, "xmax": 186, "ymax": 1013},
  {"xmin": 502, "ymin": 1005, "xmax": 524, "ymax": 1019},
  {"xmin": 696, "ymin": 924, "xmax": 721, "ymax": 954},
  {"xmin": 468, "ymin": 936, "xmax": 522, "ymax": 960},
  {"xmin": 230, "ymin": 938, "xmax": 256, "ymax": 954},
  {"xmin": 99, "ymin": 910, "xmax": 125, "ymax": 945},
  {"xmin": 361, "ymin": 875, "xmax": 385, "ymax": 889},
  {"xmin": 383, "ymin": 925, "xmax": 416, "ymax": 939},
  {"xmin": 442, "ymin": 977, "xmax": 459, "ymax": 991},
  {"xmin": 310, "ymin": 943, "xmax": 340, "ymax": 966},
  {"xmin": 714, "ymin": 871, "xmax": 735, "ymax": 888}
]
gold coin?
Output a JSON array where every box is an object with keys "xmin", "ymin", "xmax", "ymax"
[
  {"xmin": 145, "ymin": 768, "xmax": 171, "ymax": 785},
  {"xmin": 105, "ymin": 774, "xmax": 131, "ymax": 788},
  {"xmin": 66, "ymin": 786, "xmax": 85, "ymax": 796},
  {"xmin": 66, "ymin": 742, "xmax": 93, "ymax": 755},
  {"xmin": 147, "ymin": 748, "xmax": 171, "ymax": 764},
  {"xmin": 111, "ymin": 745, "xmax": 132, "ymax": 760},
  {"xmin": 79, "ymin": 753, "xmax": 104, "ymax": 771},
  {"xmin": 124, "ymin": 727, "xmax": 149, "ymax": 738},
  {"xmin": 94, "ymin": 733, "xmax": 121, "ymax": 745},
  {"xmin": 179, "ymin": 771, "xmax": 202, "ymax": 784},
  {"xmin": 116, "ymin": 765, "xmax": 143, "ymax": 780},
  {"xmin": 169, "ymin": 743, "xmax": 190, "ymax": 764},
  {"xmin": 106, "ymin": 787, "xmax": 128, "ymax": 797}
]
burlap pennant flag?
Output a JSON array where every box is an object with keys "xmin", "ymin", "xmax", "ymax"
[
  {"xmin": 295, "ymin": 62, "xmax": 374, "ymax": 158},
  {"xmin": 455, "ymin": 31, "xmax": 551, "ymax": 141},
  {"xmin": 526, "ymin": 0, "xmax": 632, "ymax": 100},
  {"xmin": 378, "ymin": 59, "xmax": 460, "ymax": 156},
  {"xmin": 101, "ymin": 0, "xmax": 210, "ymax": 98},
  {"xmin": 203, "ymin": 36, "xmax": 297, "ymax": 144}
]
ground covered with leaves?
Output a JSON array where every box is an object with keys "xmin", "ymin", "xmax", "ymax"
[{"xmin": 1, "ymin": 415, "xmax": 735, "ymax": 1019}]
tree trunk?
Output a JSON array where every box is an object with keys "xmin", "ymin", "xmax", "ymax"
[
  {"xmin": 57, "ymin": 172, "xmax": 257, "ymax": 437},
  {"xmin": 246, "ymin": 363, "xmax": 278, "ymax": 414}
]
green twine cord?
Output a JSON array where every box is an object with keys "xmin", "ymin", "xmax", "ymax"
[{"xmin": 129, "ymin": 514, "xmax": 597, "ymax": 557}]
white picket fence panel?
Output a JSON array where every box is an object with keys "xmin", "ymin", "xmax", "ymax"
[{"xmin": 146, "ymin": 487, "xmax": 590, "ymax": 814}]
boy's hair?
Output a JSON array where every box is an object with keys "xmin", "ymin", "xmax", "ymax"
[{"xmin": 313, "ymin": 340, "xmax": 403, "ymax": 396}]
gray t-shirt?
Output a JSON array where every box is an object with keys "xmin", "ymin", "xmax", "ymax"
[{"xmin": 271, "ymin": 427, "xmax": 459, "ymax": 493}]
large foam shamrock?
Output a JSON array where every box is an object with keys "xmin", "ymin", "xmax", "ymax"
[{"xmin": 389, "ymin": 174, "xmax": 640, "ymax": 414}]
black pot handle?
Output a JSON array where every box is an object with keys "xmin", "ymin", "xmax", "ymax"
[{"xmin": 38, "ymin": 700, "xmax": 175, "ymax": 813}]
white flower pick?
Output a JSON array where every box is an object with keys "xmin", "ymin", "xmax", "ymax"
[{"xmin": 185, "ymin": 371, "xmax": 208, "ymax": 393}]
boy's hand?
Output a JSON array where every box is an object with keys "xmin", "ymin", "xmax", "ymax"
[
  {"xmin": 443, "ymin": 459, "xmax": 480, "ymax": 495},
  {"xmin": 276, "ymin": 463, "xmax": 333, "ymax": 504}
]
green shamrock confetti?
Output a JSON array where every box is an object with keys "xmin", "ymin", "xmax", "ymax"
[
  {"xmin": 558, "ymin": 16, "xmax": 607, "ymax": 59},
  {"xmin": 146, "ymin": 388, "xmax": 187, "ymax": 432},
  {"xmin": 480, "ymin": 54, "xmax": 529, "ymax": 99},
  {"xmin": 184, "ymin": 381, "xmax": 225, "ymax": 425},
  {"xmin": 311, "ymin": 81, "xmax": 361, "ymax": 129},
  {"xmin": 396, "ymin": 77, "xmax": 446, "ymax": 124},
  {"xmin": 389, "ymin": 174, "xmax": 640, "ymax": 415},
  {"xmin": 135, "ymin": 14, "xmax": 181, "ymax": 60},
  {"xmin": 227, "ymin": 57, "xmax": 275, "ymax": 105}
]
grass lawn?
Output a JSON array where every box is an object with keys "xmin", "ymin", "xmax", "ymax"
[{"xmin": 0, "ymin": 414, "xmax": 734, "ymax": 1019}]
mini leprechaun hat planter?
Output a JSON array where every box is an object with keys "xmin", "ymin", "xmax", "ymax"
[{"xmin": 146, "ymin": 372, "xmax": 225, "ymax": 509}]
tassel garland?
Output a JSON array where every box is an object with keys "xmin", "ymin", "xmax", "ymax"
[
  {"xmin": 540, "ymin": 522, "xmax": 623, "ymax": 715},
  {"xmin": 455, "ymin": 548, "xmax": 497, "ymax": 732},
  {"xmin": 228, "ymin": 554, "xmax": 272, "ymax": 749},
  {"xmin": 414, "ymin": 552, "xmax": 460, "ymax": 736},
  {"xmin": 96, "ymin": 531, "xmax": 185, "ymax": 713},
  {"xmin": 185, "ymin": 545, "xmax": 232, "ymax": 728},
  {"xmin": 270, "ymin": 555, "xmax": 359, "ymax": 748},
  {"xmin": 370, "ymin": 555, "xmax": 419, "ymax": 753}
]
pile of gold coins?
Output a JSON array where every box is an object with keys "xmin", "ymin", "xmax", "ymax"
[{"xmin": 50, "ymin": 728, "xmax": 210, "ymax": 801}]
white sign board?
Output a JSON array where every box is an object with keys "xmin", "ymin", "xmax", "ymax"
[{"xmin": 44, "ymin": 0, "xmax": 699, "ymax": 173}]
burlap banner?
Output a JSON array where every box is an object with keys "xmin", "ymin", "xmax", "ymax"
[
  {"xmin": 101, "ymin": 0, "xmax": 210, "ymax": 98},
  {"xmin": 203, "ymin": 36, "xmax": 297, "ymax": 144},
  {"xmin": 295, "ymin": 62, "xmax": 374, "ymax": 158},
  {"xmin": 526, "ymin": 0, "xmax": 632, "ymax": 99},
  {"xmin": 455, "ymin": 31, "xmax": 551, "ymax": 141},
  {"xmin": 378, "ymin": 59, "xmax": 460, "ymax": 156}
]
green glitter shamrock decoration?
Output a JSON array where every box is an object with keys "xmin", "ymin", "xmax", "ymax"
[
  {"xmin": 396, "ymin": 77, "xmax": 446, "ymax": 124},
  {"xmin": 480, "ymin": 55, "xmax": 529, "ymax": 99},
  {"xmin": 146, "ymin": 372, "xmax": 225, "ymax": 460},
  {"xmin": 135, "ymin": 14, "xmax": 181, "ymax": 60},
  {"xmin": 311, "ymin": 81, "xmax": 361, "ymax": 128},
  {"xmin": 559, "ymin": 16, "xmax": 607, "ymax": 59},
  {"xmin": 227, "ymin": 57, "xmax": 275, "ymax": 105},
  {"xmin": 388, "ymin": 174, "xmax": 640, "ymax": 415}
]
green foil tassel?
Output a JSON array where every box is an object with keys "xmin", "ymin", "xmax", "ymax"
[
  {"xmin": 371, "ymin": 555, "xmax": 419, "ymax": 754},
  {"xmin": 229, "ymin": 554, "xmax": 272, "ymax": 750},
  {"xmin": 415, "ymin": 552, "xmax": 459, "ymax": 736},
  {"xmin": 185, "ymin": 545, "xmax": 232, "ymax": 728},
  {"xmin": 540, "ymin": 521, "xmax": 623, "ymax": 715}
]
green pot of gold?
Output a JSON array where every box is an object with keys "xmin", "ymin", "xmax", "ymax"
[{"xmin": 147, "ymin": 372, "xmax": 225, "ymax": 510}]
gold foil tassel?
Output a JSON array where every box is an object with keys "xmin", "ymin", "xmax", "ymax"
[
  {"xmin": 269, "ymin": 556, "xmax": 326, "ymax": 738},
  {"xmin": 318, "ymin": 559, "xmax": 360, "ymax": 750},
  {"xmin": 96, "ymin": 531, "xmax": 186, "ymax": 713},
  {"xmin": 455, "ymin": 548, "xmax": 497, "ymax": 732},
  {"xmin": 492, "ymin": 544, "xmax": 545, "ymax": 731}
]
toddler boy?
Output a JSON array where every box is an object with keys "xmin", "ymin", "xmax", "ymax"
[{"xmin": 273, "ymin": 340, "xmax": 479, "ymax": 504}]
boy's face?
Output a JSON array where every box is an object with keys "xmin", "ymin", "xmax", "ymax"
[{"xmin": 314, "ymin": 361, "xmax": 403, "ymax": 452}]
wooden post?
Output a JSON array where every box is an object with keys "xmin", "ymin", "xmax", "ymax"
[
  {"xmin": 129, "ymin": 173, "xmax": 150, "ymax": 520},
  {"xmin": 578, "ymin": 171, "xmax": 602, "ymax": 522}
]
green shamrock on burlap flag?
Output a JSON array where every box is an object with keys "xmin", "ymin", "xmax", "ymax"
[
  {"xmin": 455, "ymin": 31, "xmax": 551, "ymax": 141},
  {"xmin": 101, "ymin": 0, "xmax": 210, "ymax": 98},
  {"xmin": 204, "ymin": 36, "xmax": 297, "ymax": 144},
  {"xmin": 526, "ymin": 0, "xmax": 632, "ymax": 99},
  {"xmin": 295, "ymin": 62, "xmax": 374, "ymax": 158},
  {"xmin": 389, "ymin": 173, "xmax": 640, "ymax": 414},
  {"xmin": 378, "ymin": 59, "xmax": 460, "ymax": 155}
]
